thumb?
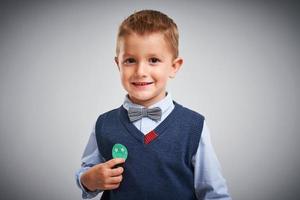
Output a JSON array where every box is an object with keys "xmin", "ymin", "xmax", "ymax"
[{"xmin": 105, "ymin": 158, "xmax": 125, "ymax": 168}]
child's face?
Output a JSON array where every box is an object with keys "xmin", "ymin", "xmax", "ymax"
[{"xmin": 115, "ymin": 32, "xmax": 182, "ymax": 107}]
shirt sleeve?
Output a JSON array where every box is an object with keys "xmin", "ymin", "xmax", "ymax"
[
  {"xmin": 75, "ymin": 122, "xmax": 105, "ymax": 199},
  {"xmin": 192, "ymin": 120, "xmax": 232, "ymax": 200}
]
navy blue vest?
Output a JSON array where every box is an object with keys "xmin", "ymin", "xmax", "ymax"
[{"xmin": 95, "ymin": 102, "xmax": 204, "ymax": 200}]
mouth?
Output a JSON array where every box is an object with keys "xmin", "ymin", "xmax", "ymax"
[{"xmin": 131, "ymin": 82, "xmax": 153, "ymax": 86}]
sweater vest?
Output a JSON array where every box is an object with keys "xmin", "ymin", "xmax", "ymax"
[{"xmin": 95, "ymin": 102, "xmax": 205, "ymax": 200}]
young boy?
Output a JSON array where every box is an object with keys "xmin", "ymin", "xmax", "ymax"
[{"xmin": 76, "ymin": 10, "xmax": 231, "ymax": 200}]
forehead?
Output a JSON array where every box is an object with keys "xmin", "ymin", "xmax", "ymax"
[{"xmin": 118, "ymin": 33, "xmax": 172, "ymax": 56}]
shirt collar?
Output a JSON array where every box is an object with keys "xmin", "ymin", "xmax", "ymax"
[{"xmin": 123, "ymin": 92, "xmax": 174, "ymax": 115}]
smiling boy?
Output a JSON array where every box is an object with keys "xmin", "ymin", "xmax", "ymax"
[
  {"xmin": 116, "ymin": 31, "xmax": 182, "ymax": 107},
  {"xmin": 76, "ymin": 10, "xmax": 231, "ymax": 200}
]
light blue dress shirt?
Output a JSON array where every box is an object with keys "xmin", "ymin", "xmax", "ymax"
[{"xmin": 75, "ymin": 93, "xmax": 231, "ymax": 199}]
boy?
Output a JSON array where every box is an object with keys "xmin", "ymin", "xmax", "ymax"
[{"xmin": 76, "ymin": 10, "xmax": 231, "ymax": 200}]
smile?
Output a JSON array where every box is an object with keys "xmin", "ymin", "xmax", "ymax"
[{"xmin": 132, "ymin": 82, "xmax": 153, "ymax": 86}]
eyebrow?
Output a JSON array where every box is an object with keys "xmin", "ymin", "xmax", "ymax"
[
  {"xmin": 122, "ymin": 53, "xmax": 135, "ymax": 58},
  {"xmin": 121, "ymin": 53, "xmax": 164, "ymax": 59},
  {"xmin": 147, "ymin": 54, "xmax": 163, "ymax": 58}
]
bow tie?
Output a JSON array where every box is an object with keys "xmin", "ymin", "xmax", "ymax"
[{"xmin": 128, "ymin": 107, "xmax": 162, "ymax": 122}]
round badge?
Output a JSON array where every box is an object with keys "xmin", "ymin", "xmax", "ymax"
[{"xmin": 112, "ymin": 143, "xmax": 128, "ymax": 160}]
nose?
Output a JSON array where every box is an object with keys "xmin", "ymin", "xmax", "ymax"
[{"xmin": 135, "ymin": 62, "xmax": 148, "ymax": 77}]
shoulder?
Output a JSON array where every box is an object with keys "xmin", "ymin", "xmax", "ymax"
[
  {"xmin": 174, "ymin": 101, "xmax": 205, "ymax": 121},
  {"xmin": 173, "ymin": 101, "xmax": 205, "ymax": 133},
  {"xmin": 95, "ymin": 106, "xmax": 123, "ymax": 127},
  {"xmin": 173, "ymin": 102, "xmax": 206, "ymax": 146},
  {"xmin": 99, "ymin": 106, "xmax": 121, "ymax": 118}
]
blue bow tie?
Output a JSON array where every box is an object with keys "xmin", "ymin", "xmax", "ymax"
[{"xmin": 128, "ymin": 107, "xmax": 162, "ymax": 122}]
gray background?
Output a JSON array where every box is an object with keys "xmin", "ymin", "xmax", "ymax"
[{"xmin": 0, "ymin": 0, "xmax": 299, "ymax": 199}]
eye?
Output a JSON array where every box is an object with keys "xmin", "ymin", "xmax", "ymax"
[
  {"xmin": 123, "ymin": 58, "xmax": 136, "ymax": 65},
  {"xmin": 149, "ymin": 57, "xmax": 160, "ymax": 64}
]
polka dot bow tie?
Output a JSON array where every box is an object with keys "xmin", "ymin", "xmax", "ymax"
[{"xmin": 128, "ymin": 107, "xmax": 162, "ymax": 122}]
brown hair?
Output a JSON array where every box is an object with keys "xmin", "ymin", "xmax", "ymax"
[{"xmin": 116, "ymin": 10, "xmax": 179, "ymax": 58}]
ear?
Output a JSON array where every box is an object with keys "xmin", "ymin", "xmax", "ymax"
[
  {"xmin": 115, "ymin": 56, "xmax": 120, "ymax": 71},
  {"xmin": 169, "ymin": 57, "xmax": 183, "ymax": 78}
]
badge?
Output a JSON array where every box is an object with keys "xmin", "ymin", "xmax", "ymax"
[{"xmin": 112, "ymin": 143, "xmax": 128, "ymax": 160}]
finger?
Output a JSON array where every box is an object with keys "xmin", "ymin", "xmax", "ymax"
[
  {"xmin": 105, "ymin": 158, "xmax": 125, "ymax": 168},
  {"xmin": 107, "ymin": 175, "xmax": 123, "ymax": 184},
  {"xmin": 103, "ymin": 183, "xmax": 120, "ymax": 190},
  {"xmin": 110, "ymin": 167, "xmax": 124, "ymax": 177}
]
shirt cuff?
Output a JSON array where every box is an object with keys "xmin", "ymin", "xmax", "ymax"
[
  {"xmin": 195, "ymin": 178, "xmax": 231, "ymax": 200},
  {"xmin": 76, "ymin": 168, "xmax": 102, "ymax": 199}
]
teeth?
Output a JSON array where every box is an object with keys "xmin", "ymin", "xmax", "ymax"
[{"xmin": 133, "ymin": 82, "xmax": 151, "ymax": 86}]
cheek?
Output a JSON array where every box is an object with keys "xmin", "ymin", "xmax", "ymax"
[
  {"xmin": 119, "ymin": 71, "xmax": 127, "ymax": 85},
  {"xmin": 120, "ymin": 69, "xmax": 129, "ymax": 80},
  {"xmin": 120, "ymin": 71, "xmax": 134, "ymax": 88},
  {"xmin": 152, "ymin": 69, "xmax": 170, "ymax": 83},
  {"xmin": 121, "ymin": 76, "xmax": 129, "ymax": 86}
]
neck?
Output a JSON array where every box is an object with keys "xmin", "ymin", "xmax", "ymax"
[{"xmin": 128, "ymin": 93, "xmax": 167, "ymax": 108}]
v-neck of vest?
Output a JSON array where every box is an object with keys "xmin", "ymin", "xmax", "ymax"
[{"xmin": 119, "ymin": 101, "xmax": 181, "ymax": 145}]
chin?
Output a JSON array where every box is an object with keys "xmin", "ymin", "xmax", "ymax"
[
  {"xmin": 132, "ymin": 95, "xmax": 153, "ymax": 102},
  {"xmin": 129, "ymin": 93, "xmax": 155, "ymax": 102}
]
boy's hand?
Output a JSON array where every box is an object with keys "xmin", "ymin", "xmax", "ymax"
[{"xmin": 80, "ymin": 158, "xmax": 125, "ymax": 191}]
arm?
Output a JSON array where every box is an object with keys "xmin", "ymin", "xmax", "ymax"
[
  {"xmin": 75, "ymin": 124, "xmax": 124, "ymax": 199},
  {"xmin": 193, "ymin": 121, "xmax": 232, "ymax": 200},
  {"xmin": 75, "ymin": 125, "xmax": 103, "ymax": 199}
]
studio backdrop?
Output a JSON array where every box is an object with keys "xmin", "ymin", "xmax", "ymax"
[{"xmin": 0, "ymin": 1, "xmax": 299, "ymax": 200}]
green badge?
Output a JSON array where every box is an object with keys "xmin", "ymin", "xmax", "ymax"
[{"xmin": 112, "ymin": 143, "xmax": 128, "ymax": 160}]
